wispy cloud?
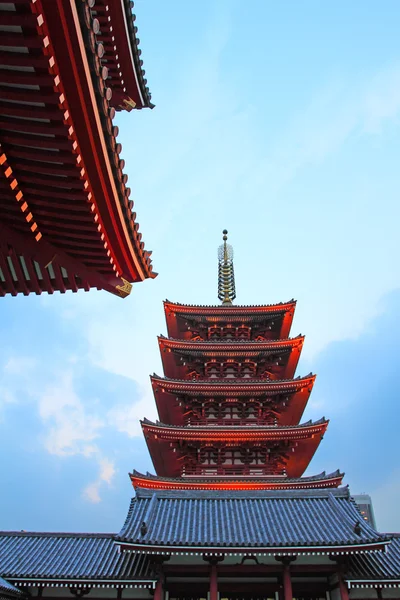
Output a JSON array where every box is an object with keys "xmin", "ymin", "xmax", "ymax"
[
  {"xmin": 38, "ymin": 372, "xmax": 103, "ymax": 458},
  {"xmin": 0, "ymin": 352, "xmax": 117, "ymax": 502},
  {"xmin": 83, "ymin": 457, "xmax": 116, "ymax": 504}
]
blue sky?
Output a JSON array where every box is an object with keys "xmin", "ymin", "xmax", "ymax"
[{"xmin": 2, "ymin": 0, "xmax": 400, "ymax": 533}]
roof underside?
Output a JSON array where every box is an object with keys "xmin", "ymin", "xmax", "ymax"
[
  {"xmin": 117, "ymin": 487, "xmax": 388, "ymax": 552},
  {"xmin": 0, "ymin": 0, "xmax": 155, "ymax": 298}
]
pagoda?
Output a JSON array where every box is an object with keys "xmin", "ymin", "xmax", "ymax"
[
  {"xmin": 1, "ymin": 231, "xmax": 400, "ymax": 600},
  {"xmin": 131, "ymin": 230, "xmax": 343, "ymax": 492}
]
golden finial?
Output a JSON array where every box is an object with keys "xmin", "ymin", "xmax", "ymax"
[{"xmin": 218, "ymin": 229, "xmax": 236, "ymax": 305}]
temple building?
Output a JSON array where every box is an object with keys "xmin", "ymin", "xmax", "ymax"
[
  {"xmin": 0, "ymin": 0, "xmax": 156, "ymax": 298},
  {"xmin": 1, "ymin": 231, "xmax": 400, "ymax": 599}
]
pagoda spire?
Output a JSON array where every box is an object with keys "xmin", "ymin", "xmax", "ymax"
[{"xmin": 218, "ymin": 229, "xmax": 236, "ymax": 305}]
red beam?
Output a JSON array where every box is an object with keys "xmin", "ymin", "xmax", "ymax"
[{"xmin": 0, "ymin": 132, "xmax": 74, "ymax": 151}]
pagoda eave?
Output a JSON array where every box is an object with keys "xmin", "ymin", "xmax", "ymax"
[
  {"xmin": 129, "ymin": 470, "xmax": 344, "ymax": 491},
  {"xmin": 158, "ymin": 335, "xmax": 305, "ymax": 380},
  {"xmin": 151, "ymin": 374, "xmax": 315, "ymax": 426},
  {"xmin": 94, "ymin": 0, "xmax": 153, "ymax": 111},
  {"xmin": 142, "ymin": 419, "xmax": 327, "ymax": 479},
  {"xmin": 142, "ymin": 418, "xmax": 327, "ymax": 442},
  {"xmin": 163, "ymin": 300, "xmax": 296, "ymax": 339},
  {"xmin": 151, "ymin": 374, "xmax": 315, "ymax": 395}
]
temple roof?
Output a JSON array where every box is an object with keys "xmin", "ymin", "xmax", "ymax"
[
  {"xmin": 0, "ymin": 532, "xmax": 154, "ymax": 588},
  {"xmin": 158, "ymin": 335, "xmax": 304, "ymax": 351},
  {"xmin": 141, "ymin": 417, "xmax": 327, "ymax": 439},
  {"xmin": 0, "ymin": 577, "xmax": 22, "ymax": 599},
  {"xmin": 142, "ymin": 417, "xmax": 328, "ymax": 479},
  {"xmin": 151, "ymin": 374, "xmax": 315, "ymax": 395},
  {"xmin": 164, "ymin": 300, "xmax": 297, "ymax": 314},
  {"xmin": 163, "ymin": 300, "xmax": 296, "ymax": 339},
  {"xmin": 116, "ymin": 487, "xmax": 389, "ymax": 554},
  {"xmin": 346, "ymin": 536, "xmax": 400, "ymax": 585},
  {"xmin": 129, "ymin": 469, "xmax": 344, "ymax": 491},
  {"xmin": 151, "ymin": 374, "xmax": 314, "ymax": 427}
]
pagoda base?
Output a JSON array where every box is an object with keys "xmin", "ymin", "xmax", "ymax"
[{"xmin": 130, "ymin": 469, "xmax": 344, "ymax": 491}]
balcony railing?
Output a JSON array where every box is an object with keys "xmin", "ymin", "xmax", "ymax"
[
  {"xmin": 186, "ymin": 418, "xmax": 275, "ymax": 427},
  {"xmin": 182, "ymin": 465, "xmax": 286, "ymax": 477}
]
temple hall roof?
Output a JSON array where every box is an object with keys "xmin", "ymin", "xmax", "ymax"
[
  {"xmin": 117, "ymin": 487, "xmax": 389, "ymax": 554},
  {"xmin": 346, "ymin": 536, "xmax": 400, "ymax": 586},
  {"xmin": 0, "ymin": 577, "xmax": 22, "ymax": 600},
  {"xmin": 0, "ymin": 532, "xmax": 154, "ymax": 588}
]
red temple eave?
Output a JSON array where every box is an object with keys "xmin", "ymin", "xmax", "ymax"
[
  {"xmin": 141, "ymin": 419, "xmax": 328, "ymax": 478},
  {"xmin": 158, "ymin": 335, "xmax": 305, "ymax": 353},
  {"xmin": 158, "ymin": 335, "xmax": 305, "ymax": 379},
  {"xmin": 129, "ymin": 470, "xmax": 344, "ymax": 491},
  {"xmin": 163, "ymin": 300, "xmax": 296, "ymax": 338},
  {"xmin": 41, "ymin": 0, "xmax": 152, "ymax": 283},
  {"xmin": 94, "ymin": 0, "xmax": 153, "ymax": 111},
  {"xmin": 142, "ymin": 418, "xmax": 328, "ymax": 442},
  {"xmin": 150, "ymin": 374, "xmax": 315, "ymax": 426},
  {"xmin": 163, "ymin": 300, "xmax": 297, "ymax": 315}
]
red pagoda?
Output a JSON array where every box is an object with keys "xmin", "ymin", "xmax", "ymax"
[
  {"xmin": 131, "ymin": 230, "xmax": 343, "ymax": 492},
  {"xmin": 0, "ymin": 0, "xmax": 156, "ymax": 298},
  {"xmin": 1, "ymin": 230, "xmax": 399, "ymax": 599}
]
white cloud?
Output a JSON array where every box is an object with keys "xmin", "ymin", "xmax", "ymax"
[
  {"xmin": 38, "ymin": 372, "xmax": 104, "ymax": 457},
  {"xmin": 3, "ymin": 356, "xmax": 37, "ymax": 375},
  {"xmin": 107, "ymin": 392, "xmax": 156, "ymax": 438},
  {"xmin": 83, "ymin": 457, "xmax": 116, "ymax": 504},
  {"xmin": 83, "ymin": 481, "xmax": 102, "ymax": 504}
]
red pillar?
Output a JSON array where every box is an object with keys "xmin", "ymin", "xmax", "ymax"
[
  {"xmin": 338, "ymin": 572, "xmax": 349, "ymax": 600},
  {"xmin": 282, "ymin": 563, "xmax": 293, "ymax": 600},
  {"xmin": 210, "ymin": 563, "xmax": 218, "ymax": 600},
  {"xmin": 154, "ymin": 578, "xmax": 163, "ymax": 600}
]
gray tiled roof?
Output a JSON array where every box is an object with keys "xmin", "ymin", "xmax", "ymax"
[
  {"xmin": 0, "ymin": 533, "xmax": 154, "ymax": 584},
  {"xmin": 346, "ymin": 536, "xmax": 400, "ymax": 582},
  {"xmin": 117, "ymin": 487, "xmax": 388, "ymax": 551},
  {"xmin": 0, "ymin": 577, "xmax": 22, "ymax": 597}
]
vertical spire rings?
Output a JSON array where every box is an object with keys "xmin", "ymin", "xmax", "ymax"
[{"xmin": 218, "ymin": 229, "xmax": 236, "ymax": 305}]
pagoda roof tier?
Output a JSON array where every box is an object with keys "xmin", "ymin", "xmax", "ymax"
[
  {"xmin": 151, "ymin": 374, "xmax": 315, "ymax": 426},
  {"xmin": 141, "ymin": 418, "xmax": 328, "ymax": 478},
  {"xmin": 164, "ymin": 300, "xmax": 296, "ymax": 339},
  {"xmin": 0, "ymin": 0, "xmax": 155, "ymax": 298},
  {"xmin": 158, "ymin": 335, "xmax": 304, "ymax": 380},
  {"xmin": 117, "ymin": 487, "xmax": 389, "ymax": 555},
  {"xmin": 129, "ymin": 469, "xmax": 344, "ymax": 491},
  {"xmin": 0, "ymin": 532, "xmax": 155, "ymax": 589}
]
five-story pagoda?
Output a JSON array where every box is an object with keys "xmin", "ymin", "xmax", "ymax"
[{"xmin": 131, "ymin": 231, "xmax": 343, "ymax": 491}]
